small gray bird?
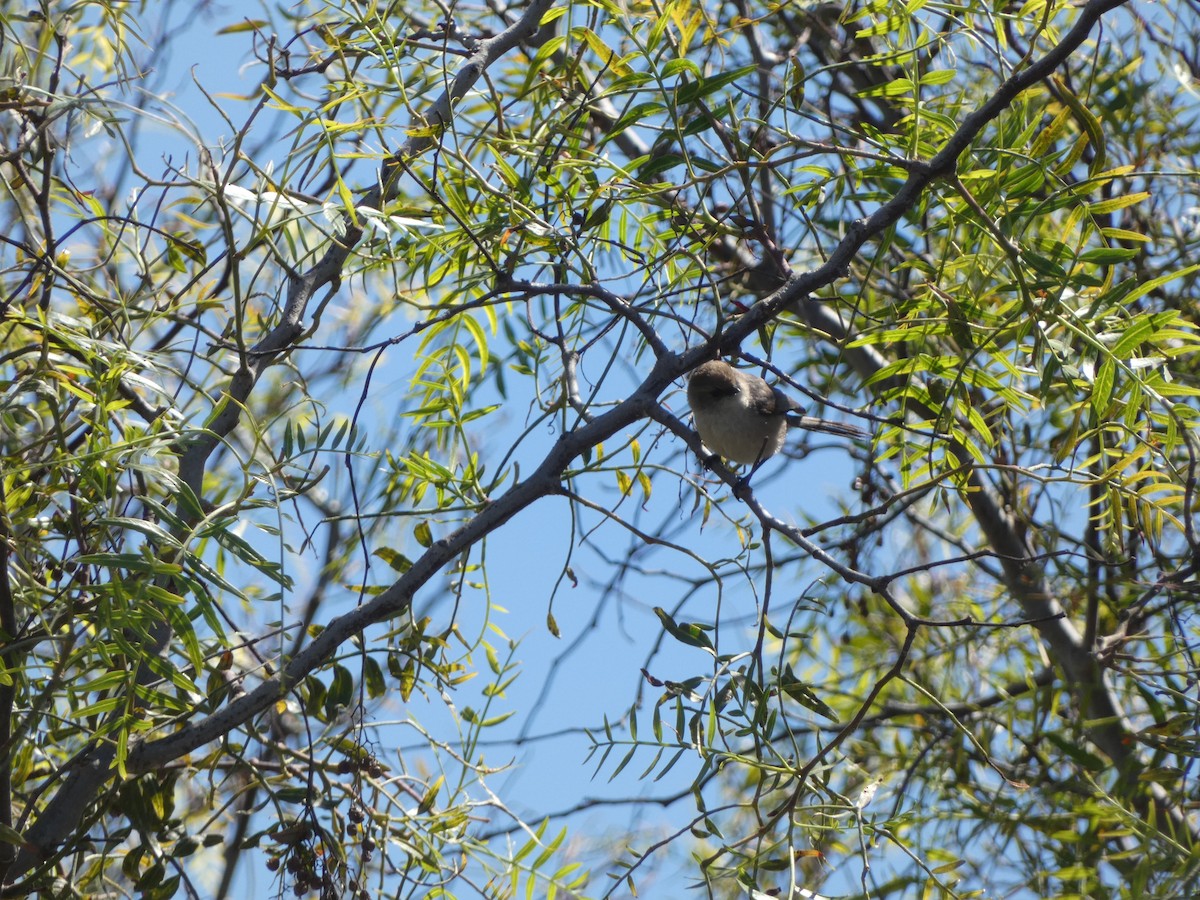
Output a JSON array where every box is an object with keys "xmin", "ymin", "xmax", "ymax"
[{"xmin": 686, "ymin": 360, "xmax": 863, "ymax": 467}]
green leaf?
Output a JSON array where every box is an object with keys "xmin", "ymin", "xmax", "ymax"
[
  {"xmin": 653, "ymin": 607, "xmax": 714, "ymax": 652},
  {"xmin": 1079, "ymin": 246, "xmax": 1138, "ymax": 264},
  {"xmin": 856, "ymin": 76, "xmax": 915, "ymax": 98},
  {"xmin": 364, "ymin": 656, "xmax": 387, "ymax": 699},
  {"xmin": 919, "ymin": 68, "xmax": 957, "ymax": 86},
  {"xmin": 675, "ymin": 65, "xmax": 757, "ymax": 105},
  {"xmin": 374, "ymin": 546, "xmax": 413, "ymax": 573},
  {"xmin": 217, "ymin": 20, "xmax": 268, "ymax": 33},
  {"xmin": 780, "ymin": 676, "xmax": 839, "ymax": 723},
  {"xmin": 572, "ymin": 26, "xmax": 633, "ymax": 77},
  {"xmin": 325, "ymin": 664, "xmax": 355, "ymax": 719},
  {"xmin": 414, "ymin": 520, "xmax": 433, "ymax": 547},
  {"xmin": 601, "ymin": 102, "xmax": 665, "ymax": 143},
  {"xmin": 1110, "ymin": 312, "xmax": 1176, "ymax": 358},
  {"xmin": 638, "ymin": 154, "xmax": 687, "ymax": 178},
  {"xmin": 418, "ymin": 776, "xmax": 443, "ymax": 814},
  {"xmin": 1116, "ymin": 263, "xmax": 1200, "ymax": 309},
  {"xmin": 661, "ymin": 57, "xmax": 701, "ymax": 80},
  {"xmin": 1091, "ymin": 356, "xmax": 1115, "ymax": 417},
  {"xmin": 1087, "ymin": 191, "xmax": 1151, "ymax": 214}
]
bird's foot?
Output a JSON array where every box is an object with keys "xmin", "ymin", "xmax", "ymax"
[{"xmin": 732, "ymin": 474, "xmax": 753, "ymax": 500}]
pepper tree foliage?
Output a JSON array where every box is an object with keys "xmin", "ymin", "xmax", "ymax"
[{"xmin": 1, "ymin": 0, "xmax": 1199, "ymax": 897}]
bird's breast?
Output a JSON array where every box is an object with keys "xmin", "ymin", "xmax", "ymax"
[{"xmin": 691, "ymin": 396, "xmax": 786, "ymax": 465}]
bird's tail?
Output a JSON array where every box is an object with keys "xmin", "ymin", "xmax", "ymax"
[{"xmin": 787, "ymin": 414, "xmax": 868, "ymax": 438}]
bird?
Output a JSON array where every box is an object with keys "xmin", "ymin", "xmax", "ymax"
[{"xmin": 686, "ymin": 360, "xmax": 863, "ymax": 469}]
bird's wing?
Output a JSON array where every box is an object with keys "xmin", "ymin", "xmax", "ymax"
[{"xmin": 767, "ymin": 385, "xmax": 804, "ymax": 417}]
